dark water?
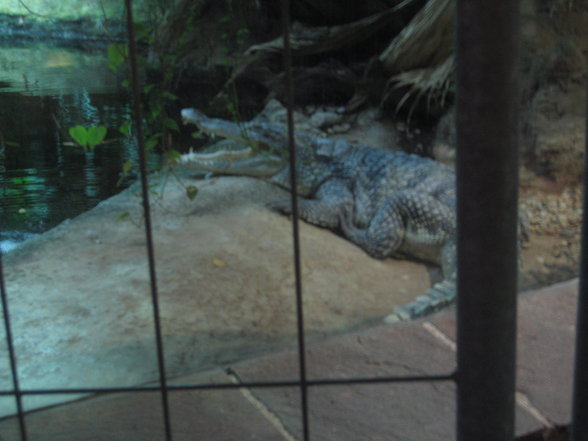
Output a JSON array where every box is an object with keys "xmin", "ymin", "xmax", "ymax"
[{"xmin": 0, "ymin": 42, "xmax": 161, "ymax": 252}]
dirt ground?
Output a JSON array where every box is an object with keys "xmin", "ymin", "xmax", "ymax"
[
  {"xmin": 514, "ymin": 1, "xmax": 588, "ymax": 291},
  {"xmin": 430, "ymin": 0, "xmax": 588, "ymax": 291}
]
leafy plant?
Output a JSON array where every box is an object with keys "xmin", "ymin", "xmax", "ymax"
[
  {"xmin": 107, "ymin": 44, "xmax": 128, "ymax": 71},
  {"xmin": 68, "ymin": 125, "xmax": 107, "ymax": 151}
]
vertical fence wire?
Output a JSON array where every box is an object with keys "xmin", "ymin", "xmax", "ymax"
[
  {"xmin": 570, "ymin": 81, "xmax": 588, "ymax": 441},
  {"xmin": 455, "ymin": 1, "xmax": 520, "ymax": 440},
  {"xmin": 280, "ymin": 0, "xmax": 310, "ymax": 439},
  {"xmin": 123, "ymin": 0, "xmax": 173, "ymax": 439},
  {"xmin": 0, "ymin": 252, "xmax": 27, "ymax": 440}
]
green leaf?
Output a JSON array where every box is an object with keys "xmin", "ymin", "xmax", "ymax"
[
  {"xmin": 107, "ymin": 44, "xmax": 128, "ymax": 71},
  {"xmin": 116, "ymin": 212, "xmax": 130, "ymax": 222},
  {"xmin": 226, "ymin": 102, "xmax": 237, "ymax": 113},
  {"xmin": 119, "ymin": 121, "xmax": 133, "ymax": 136},
  {"xmin": 161, "ymin": 91, "xmax": 178, "ymax": 101},
  {"xmin": 150, "ymin": 107, "xmax": 162, "ymax": 120},
  {"xmin": 163, "ymin": 117, "xmax": 179, "ymax": 132},
  {"xmin": 86, "ymin": 126, "xmax": 107, "ymax": 149},
  {"xmin": 69, "ymin": 125, "xmax": 106, "ymax": 151},
  {"xmin": 146, "ymin": 138, "xmax": 159, "ymax": 151},
  {"xmin": 69, "ymin": 125, "xmax": 89, "ymax": 147},
  {"xmin": 191, "ymin": 130, "xmax": 204, "ymax": 139},
  {"xmin": 5, "ymin": 141, "xmax": 20, "ymax": 148},
  {"xmin": 143, "ymin": 84, "xmax": 156, "ymax": 95},
  {"xmin": 134, "ymin": 23, "xmax": 151, "ymax": 41},
  {"xmin": 122, "ymin": 160, "xmax": 134, "ymax": 174},
  {"xmin": 186, "ymin": 185, "xmax": 199, "ymax": 200},
  {"xmin": 165, "ymin": 149, "xmax": 182, "ymax": 161}
]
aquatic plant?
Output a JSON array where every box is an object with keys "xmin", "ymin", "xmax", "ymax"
[{"xmin": 68, "ymin": 125, "xmax": 107, "ymax": 152}]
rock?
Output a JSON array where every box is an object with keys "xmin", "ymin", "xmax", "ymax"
[
  {"xmin": 0, "ymin": 171, "xmax": 430, "ymax": 417},
  {"xmin": 309, "ymin": 110, "xmax": 343, "ymax": 128},
  {"xmin": 329, "ymin": 122, "xmax": 351, "ymax": 133}
]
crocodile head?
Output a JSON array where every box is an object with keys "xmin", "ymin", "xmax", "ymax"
[
  {"xmin": 181, "ymin": 108, "xmax": 288, "ymax": 154},
  {"xmin": 180, "ymin": 108, "xmax": 287, "ymax": 178},
  {"xmin": 180, "ymin": 108, "xmax": 337, "ymax": 196}
]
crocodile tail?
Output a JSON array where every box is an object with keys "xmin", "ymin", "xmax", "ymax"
[{"xmin": 384, "ymin": 277, "xmax": 456, "ymax": 323}]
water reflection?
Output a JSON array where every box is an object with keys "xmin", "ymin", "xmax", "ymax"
[
  {"xmin": 0, "ymin": 42, "xmax": 121, "ymax": 96},
  {"xmin": 0, "ymin": 43, "xmax": 161, "ymax": 251}
]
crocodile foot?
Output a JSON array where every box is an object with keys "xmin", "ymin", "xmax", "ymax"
[
  {"xmin": 267, "ymin": 199, "xmax": 293, "ymax": 215},
  {"xmin": 384, "ymin": 279, "xmax": 456, "ymax": 323}
]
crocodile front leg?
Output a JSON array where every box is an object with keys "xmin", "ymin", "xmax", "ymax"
[
  {"xmin": 269, "ymin": 179, "xmax": 353, "ymax": 229},
  {"xmin": 385, "ymin": 235, "xmax": 457, "ymax": 321}
]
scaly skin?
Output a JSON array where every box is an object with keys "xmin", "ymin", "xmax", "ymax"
[{"xmin": 181, "ymin": 108, "xmax": 457, "ymax": 321}]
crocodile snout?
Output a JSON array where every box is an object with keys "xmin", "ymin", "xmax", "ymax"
[{"xmin": 181, "ymin": 108, "xmax": 201, "ymax": 125}]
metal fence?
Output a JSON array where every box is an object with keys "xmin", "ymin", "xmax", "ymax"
[{"xmin": 0, "ymin": 0, "xmax": 586, "ymax": 440}]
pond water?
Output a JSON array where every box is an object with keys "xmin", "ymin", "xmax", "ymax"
[{"xmin": 0, "ymin": 41, "xmax": 161, "ymax": 252}]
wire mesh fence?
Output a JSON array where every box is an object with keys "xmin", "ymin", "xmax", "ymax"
[{"xmin": 0, "ymin": 0, "xmax": 585, "ymax": 440}]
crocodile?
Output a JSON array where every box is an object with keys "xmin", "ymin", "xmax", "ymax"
[{"xmin": 180, "ymin": 107, "xmax": 457, "ymax": 321}]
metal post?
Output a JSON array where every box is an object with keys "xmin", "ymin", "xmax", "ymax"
[
  {"xmin": 570, "ymin": 83, "xmax": 588, "ymax": 441},
  {"xmin": 455, "ymin": 1, "xmax": 520, "ymax": 440}
]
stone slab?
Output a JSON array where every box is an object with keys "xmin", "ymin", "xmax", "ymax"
[
  {"xmin": 0, "ymin": 276, "xmax": 577, "ymax": 439},
  {"xmin": 515, "ymin": 280, "xmax": 577, "ymax": 424},
  {"xmin": 0, "ymin": 371, "xmax": 289, "ymax": 441},
  {"xmin": 430, "ymin": 279, "xmax": 579, "ymax": 430},
  {"xmin": 232, "ymin": 320, "xmax": 458, "ymax": 440}
]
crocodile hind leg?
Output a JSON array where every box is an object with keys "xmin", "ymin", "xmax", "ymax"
[
  {"xmin": 338, "ymin": 191, "xmax": 454, "ymax": 260},
  {"xmin": 385, "ymin": 238, "xmax": 457, "ymax": 322},
  {"xmin": 339, "ymin": 193, "xmax": 457, "ymax": 321},
  {"xmin": 385, "ymin": 274, "xmax": 457, "ymax": 322}
]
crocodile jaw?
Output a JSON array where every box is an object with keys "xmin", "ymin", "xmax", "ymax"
[
  {"xmin": 181, "ymin": 107, "xmax": 286, "ymax": 153},
  {"xmin": 179, "ymin": 147, "xmax": 286, "ymax": 178}
]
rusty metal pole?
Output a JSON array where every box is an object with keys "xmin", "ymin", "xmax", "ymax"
[
  {"xmin": 570, "ymin": 84, "xmax": 588, "ymax": 441},
  {"xmin": 455, "ymin": 1, "xmax": 520, "ymax": 440}
]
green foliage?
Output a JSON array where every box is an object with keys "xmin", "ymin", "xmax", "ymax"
[
  {"xmin": 164, "ymin": 149, "xmax": 181, "ymax": 162},
  {"xmin": 107, "ymin": 44, "xmax": 128, "ymax": 72},
  {"xmin": 116, "ymin": 211, "xmax": 130, "ymax": 222},
  {"xmin": 105, "ymin": 37, "xmax": 183, "ymax": 185},
  {"xmin": 68, "ymin": 125, "xmax": 107, "ymax": 151},
  {"xmin": 118, "ymin": 120, "xmax": 133, "ymax": 136},
  {"xmin": 122, "ymin": 160, "xmax": 134, "ymax": 174}
]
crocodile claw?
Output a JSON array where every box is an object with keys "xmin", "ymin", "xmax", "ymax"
[
  {"xmin": 338, "ymin": 206, "xmax": 356, "ymax": 233},
  {"xmin": 383, "ymin": 279, "xmax": 457, "ymax": 323},
  {"xmin": 267, "ymin": 199, "xmax": 293, "ymax": 215}
]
